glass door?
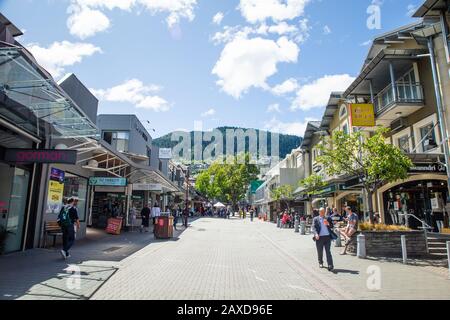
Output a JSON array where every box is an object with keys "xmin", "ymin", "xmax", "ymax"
[{"xmin": 0, "ymin": 164, "xmax": 30, "ymax": 253}]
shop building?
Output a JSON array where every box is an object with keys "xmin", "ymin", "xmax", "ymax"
[{"xmin": 0, "ymin": 15, "xmax": 98, "ymax": 253}]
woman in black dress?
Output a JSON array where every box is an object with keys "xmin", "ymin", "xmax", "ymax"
[{"xmin": 140, "ymin": 204, "xmax": 151, "ymax": 233}]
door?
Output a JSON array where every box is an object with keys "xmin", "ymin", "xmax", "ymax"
[{"xmin": 0, "ymin": 163, "xmax": 30, "ymax": 253}]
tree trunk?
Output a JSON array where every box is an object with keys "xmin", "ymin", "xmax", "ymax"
[{"xmin": 366, "ymin": 188, "xmax": 374, "ymax": 224}]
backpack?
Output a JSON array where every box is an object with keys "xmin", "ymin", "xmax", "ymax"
[{"xmin": 58, "ymin": 206, "xmax": 72, "ymax": 228}]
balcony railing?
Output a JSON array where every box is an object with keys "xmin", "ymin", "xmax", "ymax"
[{"xmin": 374, "ymin": 82, "xmax": 424, "ymax": 115}]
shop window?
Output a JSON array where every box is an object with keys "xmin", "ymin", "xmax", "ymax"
[
  {"xmin": 420, "ymin": 123, "xmax": 437, "ymax": 152},
  {"xmin": 397, "ymin": 135, "xmax": 410, "ymax": 153},
  {"xmin": 63, "ymin": 173, "xmax": 88, "ymax": 222}
]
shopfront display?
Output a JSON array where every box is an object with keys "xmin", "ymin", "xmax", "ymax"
[
  {"xmin": 383, "ymin": 179, "xmax": 448, "ymax": 231},
  {"xmin": 91, "ymin": 191, "xmax": 126, "ymax": 229},
  {"xmin": 63, "ymin": 173, "xmax": 88, "ymax": 222}
]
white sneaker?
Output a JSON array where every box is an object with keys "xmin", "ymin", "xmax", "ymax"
[{"xmin": 60, "ymin": 250, "xmax": 67, "ymax": 260}]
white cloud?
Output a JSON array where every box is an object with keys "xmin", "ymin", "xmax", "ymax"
[
  {"xmin": 213, "ymin": 12, "xmax": 224, "ymax": 25},
  {"xmin": 238, "ymin": 0, "xmax": 310, "ymax": 24},
  {"xmin": 201, "ymin": 108, "xmax": 216, "ymax": 117},
  {"xmin": 26, "ymin": 41, "xmax": 102, "ymax": 78},
  {"xmin": 267, "ymin": 104, "xmax": 281, "ymax": 113},
  {"xmin": 212, "ymin": 36, "xmax": 299, "ymax": 98},
  {"xmin": 264, "ymin": 116, "xmax": 317, "ymax": 136},
  {"xmin": 323, "ymin": 25, "xmax": 331, "ymax": 35},
  {"xmin": 271, "ymin": 78, "xmax": 298, "ymax": 96},
  {"xmin": 360, "ymin": 39, "xmax": 372, "ymax": 46},
  {"xmin": 291, "ymin": 74, "xmax": 355, "ymax": 111},
  {"xmin": 67, "ymin": 5, "xmax": 111, "ymax": 39},
  {"xmin": 67, "ymin": 0, "xmax": 198, "ymax": 38},
  {"xmin": 91, "ymin": 79, "xmax": 170, "ymax": 112},
  {"xmin": 268, "ymin": 21, "xmax": 298, "ymax": 35}
]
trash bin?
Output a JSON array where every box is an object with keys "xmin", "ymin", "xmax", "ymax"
[{"xmin": 154, "ymin": 216, "xmax": 174, "ymax": 239}]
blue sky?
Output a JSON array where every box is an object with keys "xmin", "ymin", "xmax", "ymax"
[{"xmin": 0, "ymin": 0, "xmax": 422, "ymax": 138}]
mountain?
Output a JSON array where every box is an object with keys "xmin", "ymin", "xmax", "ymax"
[{"xmin": 152, "ymin": 126, "xmax": 303, "ymax": 160}]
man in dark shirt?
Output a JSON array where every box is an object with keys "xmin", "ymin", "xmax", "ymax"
[{"xmin": 59, "ymin": 197, "xmax": 80, "ymax": 259}]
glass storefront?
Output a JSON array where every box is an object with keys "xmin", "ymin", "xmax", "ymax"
[
  {"xmin": 63, "ymin": 173, "xmax": 88, "ymax": 222},
  {"xmin": 91, "ymin": 192, "xmax": 126, "ymax": 228},
  {"xmin": 0, "ymin": 163, "xmax": 31, "ymax": 253},
  {"xmin": 383, "ymin": 179, "xmax": 448, "ymax": 231}
]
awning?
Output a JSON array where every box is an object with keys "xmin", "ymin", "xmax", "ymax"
[{"xmin": 0, "ymin": 45, "xmax": 97, "ymax": 139}]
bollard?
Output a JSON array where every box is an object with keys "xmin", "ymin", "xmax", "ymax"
[
  {"xmin": 401, "ymin": 235, "xmax": 407, "ymax": 264},
  {"xmin": 277, "ymin": 218, "xmax": 281, "ymax": 228},
  {"xmin": 357, "ymin": 234, "xmax": 366, "ymax": 259},
  {"xmin": 294, "ymin": 218, "xmax": 299, "ymax": 233},
  {"xmin": 300, "ymin": 221, "xmax": 306, "ymax": 235},
  {"xmin": 447, "ymin": 241, "xmax": 450, "ymax": 280},
  {"xmin": 335, "ymin": 229, "xmax": 342, "ymax": 247}
]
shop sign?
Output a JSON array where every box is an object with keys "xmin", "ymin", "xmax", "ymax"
[
  {"xmin": 408, "ymin": 163, "xmax": 446, "ymax": 174},
  {"xmin": 350, "ymin": 104, "xmax": 375, "ymax": 127},
  {"xmin": 3, "ymin": 149, "xmax": 77, "ymax": 164},
  {"xmin": 159, "ymin": 148, "xmax": 172, "ymax": 159},
  {"xmin": 47, "ymin": 169, "xmax": 65, "ymax": 214},
  {"xmin": 89, "ymin": 177, "xmax": 127, "ymax": 186},
  {"xmin": 50, "ymin": 168, "xmax": 65, "ymax": 183},
  {"xmin": 133, "ymin": 183, "xmax": 163, "ymax": 191}
]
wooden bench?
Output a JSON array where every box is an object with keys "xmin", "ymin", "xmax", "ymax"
[{"xmin": 43, "ymin": 221, "xmax": 63, "ymax": 248}]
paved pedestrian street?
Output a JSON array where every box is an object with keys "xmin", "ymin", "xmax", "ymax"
[
  {"xmin": 1, "ymin": 217, "xmax": 449, "ymax": 300},
  {"xmin": 92, "ymin": 218, "xmax": 450, "ymax": 300}
]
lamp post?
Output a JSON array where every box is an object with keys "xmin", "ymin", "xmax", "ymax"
[{"xmin": 184, "ymin": 167, "xmax": 190, "ymax": 227}]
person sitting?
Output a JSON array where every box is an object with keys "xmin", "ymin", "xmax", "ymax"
[{"xmin": 339, "ymin": 206, "xmax": 359, "ymax": 255}]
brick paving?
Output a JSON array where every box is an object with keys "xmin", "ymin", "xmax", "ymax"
[{"xmin": 1, "ymin": 217, "xmax": 449, "ymax": 300}]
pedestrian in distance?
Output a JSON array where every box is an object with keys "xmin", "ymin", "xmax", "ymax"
[
  {"xmin": 312, "ymin": 207, "xmax": 337, "ymax": 271},
  {"xmin": 250, "ymin": 207, "xmax": 254, "ymax": 222},
  {"xmin": 172, "ymin": 205, "xmax": 180, "ymax": 230},
  {"xmin": 140, "ymin": 204, "xmax": 151, "ymax": 233},
  {"xmin": 57, "ymin": 197, "xmax": 80, "ymax": 260}
]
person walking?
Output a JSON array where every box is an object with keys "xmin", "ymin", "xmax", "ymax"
[
  {"xmin": 140, "ymin": 204, "xmax": 150, "ymax": 233},
  {"xmin": 183, "ymin": 206, "xmax": 189, "ymax": 228},
  {"xmin": 172, "ymin": 205, "xmax": 180, "ymax": 231},
  {"xmin": 250, "ymin": 207, "xmax": 254, "ymax": 222},
  {"xmin": 58, "ymin": 197, "xmax": 80, "ymax": 260},
  {"xmin": 312, "ymin": 207, "xmax": 336, "ymax": 271}
]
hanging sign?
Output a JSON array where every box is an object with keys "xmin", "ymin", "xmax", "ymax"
[
  {"xmin": 350, "ymin": 104, "xmax": 375, "ymax": 127},
  {"xmin": 89, "ymin": 177, "xmax": 127, "ymax": 186}
]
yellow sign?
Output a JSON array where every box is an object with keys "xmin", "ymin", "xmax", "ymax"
[
  {"xmin": 350, "ymin": 104, "xmax": 375, "ymax": 127},
  {"xmin": 47, "ymin": 180, "xmax": 64, "ymax": 214}
]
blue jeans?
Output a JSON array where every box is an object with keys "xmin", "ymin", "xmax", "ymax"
[{"xmin": 62, "ymin": 225, "xmax": 75, "ymax": 255}]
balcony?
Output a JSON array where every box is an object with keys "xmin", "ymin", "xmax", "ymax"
[{"xmin": 374, "ymin": 82, "xmax": 424, "ymax": 124}]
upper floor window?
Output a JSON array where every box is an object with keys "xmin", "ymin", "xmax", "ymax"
[
  {"xmin": 397, "ymin": 135, "xmax": 410, "ymax": 153},
  {"xmin": 339, "ymin": 104, "xmax": 347, "ymax": 119},
  {"xmin": 342, "ymin": 123, "xmax": 349, "ymax": 135},
  {"xmin": 420, "ymin": 123, "xmax": 438, "ymax": 152},
  {"xmin": 102, "ymin": 131, "xmax": 129, "ymax": 153}
]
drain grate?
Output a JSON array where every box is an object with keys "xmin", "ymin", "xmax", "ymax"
[{"xmin": 103, "ymin": 246, "xmax": 122, "ymax": 253}]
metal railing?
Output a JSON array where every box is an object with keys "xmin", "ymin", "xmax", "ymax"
[{"xmin": 374, "ymin": 82, "xmax": 424, "ymax": 115}]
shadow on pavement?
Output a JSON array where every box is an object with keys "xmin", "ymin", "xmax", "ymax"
[{"xmin": 0, "ymin": 218, "xmax": 197, "ymax": 300}]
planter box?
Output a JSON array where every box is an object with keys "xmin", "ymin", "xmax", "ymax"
[{"xmin": 346, "ymin": 230, "xmax": 427, "ymax": 257}]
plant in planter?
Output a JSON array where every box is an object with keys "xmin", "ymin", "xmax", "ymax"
[
  {"xmin": 359, "ymin": 222, "xmax": 411, "ymax": 232},
  {"xmin": 0, "ymin": 226, "xmax": 7, "ymax": 255}
]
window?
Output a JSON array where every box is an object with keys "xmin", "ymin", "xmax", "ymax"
[
  {"xmin": 342, "ymin": 123, "xmax": 349, "ymax": 135},
  {"xmin": 339, "ymin": 105, "xmax": 347, "ymax": 119},
  {"xmin": 420, "ymin": 123, "xmax": 437, "ymax": 152},
  {"xmin": 102, "ymin": 131, "xmax": 130, "ymax": 152},
  {"xmin": 397, "ymin": 135, "xmax": 410, "ymax": 153},
  {"xmin": 63, "ymin": 173, "xmax": 88, "ymax": 222}
]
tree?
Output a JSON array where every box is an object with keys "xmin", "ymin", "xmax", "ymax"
[
  {"xmin": 271, "ymin": 185, "xmax": 294, "ymax": 212},
  {"xmin": 299, "ymin": 174, "xmax": 326, "ymax": 197},
  {"xmin": 316, "ymin": 128, "xmax": 412, "ymax": 223},
  {"xmin": 195, "ymin": 153, "xmax": 259, "ymax": 210}
]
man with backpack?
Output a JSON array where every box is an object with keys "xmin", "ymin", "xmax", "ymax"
[{"xmin": 58, "ymin": 197, "xmax": 80, "ymax": 260}]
